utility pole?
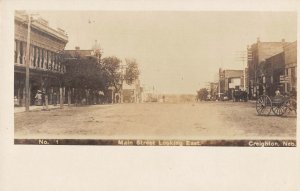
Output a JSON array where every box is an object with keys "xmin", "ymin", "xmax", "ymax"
[
  {"xmin": 218, "ymin": 68, "xmax": 223, "ymax": 100},
  {"xmin": 119, "ymin": 63, "xmax": 127, "ymax": 103},
  {"xmin": 22, "ymin": 12, "xmax": 38, "ymax": 111},
  {"xmin": 235, "ymin": 51, "xmax": 247, "ymax": 91},
  {"xmin": 25, "ymin": 15, "xmax": 31, "ymax": 112}
]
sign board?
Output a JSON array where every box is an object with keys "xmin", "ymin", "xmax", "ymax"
[
  {"xmin": 280, "ymin": 75, "xmax": 290, "ymax": 83},
  {"xmin": 280, "ymin": 80, "xmax": 288, "ymax": 83},
  {"xmin": 229, "ymin": 78, "xmax": 241, "ymax": 89},
  {"xmin": 280, "ymin": 75, "xmax": 290, "ymax": 81}
]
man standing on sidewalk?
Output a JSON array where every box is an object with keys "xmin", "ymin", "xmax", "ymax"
[{"xmin": 35, "ymin": 90, "xmax": 42, "ymax": 106}]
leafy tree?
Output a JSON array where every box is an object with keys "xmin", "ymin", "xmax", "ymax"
[
  {"xmin": 60, "ymin": 54, "xmax": 106, "ymax": 105},
  {"xmin": 124, "ymin": 58, "xmax": 140, "ymax": 85},
  {"xmin": 101, "ymin": 56, "xmax": 122, "ymax": 92},
  {"xmin": 197, "ymin": 88, "xmax": 209, "ymax": 101},
  {"xmin": 63, "ymin": 56, "xmax": 104, "ymax": 90}
]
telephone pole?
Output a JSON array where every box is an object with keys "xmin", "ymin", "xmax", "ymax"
[
  {"xmin": 235, "ymin": 51, "xmax": 247, "ymax": 91},
  {"xmin": 23, "ymin": 13, "xmax": 38, "ymax": 111},
  {"xmin": 25, "ymin": 15, "xmax": 31, "ymax": 112}
]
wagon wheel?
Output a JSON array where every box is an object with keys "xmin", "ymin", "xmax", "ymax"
[
  {"xmin": 256, "ymin": 95, "xmax": 272, "ymax": 116},
  {"xmin": 282, "ymin": 98, "xmax": 297, "ymax": 116},
  {"xmin": 272, "ymin": 102, "xmax": 285, "ymax": 116}
]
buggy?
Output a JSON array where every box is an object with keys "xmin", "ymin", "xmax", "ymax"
[{"xmin": 256, "ymin": 94, "xmax": 297, "ymax": 116}]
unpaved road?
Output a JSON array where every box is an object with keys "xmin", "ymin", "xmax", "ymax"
[{"xmin": 14, "ymin": 102, "xmax": 296, "ymax": 139}]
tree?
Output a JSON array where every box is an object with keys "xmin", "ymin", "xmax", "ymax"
[
  {"xmin": 197, "ymin": 88, "xmax": 209, "ymax": 101},
  {"xmin": 124, "ymin": 58, "xmax": 140, "ymax": 85},
  {"xmin": 62, "ymin": 55, "xmax": 105, "ymax": 105},
  {"xmin": 63, "ymin": 56, "xmax": 104, "ymax": 90},
  {"xmin": 101, "ymin": 56, "xmax": 122, "ymax": 92}
]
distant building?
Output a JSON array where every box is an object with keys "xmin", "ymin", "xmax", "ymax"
[
  {"xmin": 14, "ymin": 11, "xmax": 68, "ymax": 106},
  {"xmin": 63, "ymin": 46, "xmax": 101, "ymax": 59},
  {"xmin": 141, "ymin": 85, "xmax": 157, "ymax": 102},
  {"xmin": 247, "ymin": 38, "xmax": 289, "ymax": 98},
  {"xmin": 219, "ymin": 68, "xmax": 244, "ymax": 99},
  {"xmin": 209, "ymin": 82, "xmax": 218, "ymax": 100},
  {"xmin": 122, "ymin": 79, "xmax": 142, "ymax": 103}
]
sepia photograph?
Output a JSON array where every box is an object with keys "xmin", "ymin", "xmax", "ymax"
[
  {"xmin": 1, "ymin": 1, "xmax": 300, "ymax": 191},
  {"xmin": 13, "ymin": 10, "xmax": 297, "ymax": 146}
]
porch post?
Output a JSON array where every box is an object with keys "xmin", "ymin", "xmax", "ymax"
[
  {"xmin": 68, "ymin": 89, "xmax": 71, "ymax": 106},
  {"xmin": 60, "ymin": 87, "xmax": 63, "ymax": 109}
]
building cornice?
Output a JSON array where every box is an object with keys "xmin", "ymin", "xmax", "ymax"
[{"xmin": 15, "ymin": 13, "xmax": 68, "ymax": 44}]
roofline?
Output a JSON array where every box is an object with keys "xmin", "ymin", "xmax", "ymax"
[
  {"xmin": 221, "ymin": 69, "xmax": 244, "ymax": 72},
  {"xmin": 63, "ymin": 50, "xmax": 94, "ymax": 52},
  {"xmin": 15, "ymin": 14, "xmax": 68, "ymax": 43},
  {"xmin": 250, "ymin": 41, "xmax": 292, "ymax": 47}
]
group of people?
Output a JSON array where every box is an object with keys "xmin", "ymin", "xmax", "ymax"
[
  {"xmin": 35, "ymin": 90, "xmax": 46, "ymax": 106},
  {"xmin": 35, "ymin": 90, "xmax": 59, "ymax": 107}
]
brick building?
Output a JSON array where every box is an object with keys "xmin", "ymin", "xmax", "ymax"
[
  {"xmin": 263, "ymin": 52, "xmax": 285, "ymax": 96},
  {"xmin": 247, "ymin": 38, "xmax": 289, "ymax": 99},
  {"xmin": 283, "ymin": 41, "xmax": 297, "ymax": 94},
  {"xmin": 14, "ymin": 11, "xmax": 68, "ymax": 106}
]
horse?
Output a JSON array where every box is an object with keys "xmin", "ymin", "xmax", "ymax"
[{"xmin": 233, "ymin": 90, "xmax": 248, "ymax": 102}]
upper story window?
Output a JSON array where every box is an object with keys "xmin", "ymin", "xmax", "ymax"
[
  {"xmin": 19, "ymin": 41, "xmax": 23, "ymax": 64},
  {"xmin": 33, "ymin": 46, "xmax": 36, "ymax": 67},
  {"xmin": 14, "ymin": 40, "xmax": 17, "ymax": 63}
]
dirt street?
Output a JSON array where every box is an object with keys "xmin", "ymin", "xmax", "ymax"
[{"xmin": 14, "ymin": 102, "xmax": 296, "ymax": 139}]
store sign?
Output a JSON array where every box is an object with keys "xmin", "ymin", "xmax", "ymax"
[
  {"xmin": 229, "ymin": 78, "xmax": 241, "ymax": 89},
  {"xmin": 280, "ymin": 75, "xmax": 289, "ymax": 83}
]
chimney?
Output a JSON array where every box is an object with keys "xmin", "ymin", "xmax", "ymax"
[{"xmin": 75, "ymin": 46, "xmax": 80, "ymax": 50}]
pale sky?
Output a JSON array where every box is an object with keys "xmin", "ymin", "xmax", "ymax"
[{"xmin": 37, "ymin": 11, "xmax": 297, "ymax": 94}]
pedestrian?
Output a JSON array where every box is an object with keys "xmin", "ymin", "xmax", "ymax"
[
  {"xmin": 14, "ymin": 96, "xmax": 19, "ymax": 106},
  {"xmin": 35, "ymin": 90, "xmax": 42, "ymax": 106},
  {"xmin": 116, "ymin": 95, "xmax": 120, "ymax": 103}
]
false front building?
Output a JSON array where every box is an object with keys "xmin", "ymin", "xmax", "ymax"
[
  {"xmin": 14, "ymin": 11, "xmax": 68, "ymax": 106},
  {"xmin": 247, "ymin": 38, "xmax": 289, "ymax": 99},
  {"xmin": 218, "ymin": 68, "xmax": 244, "ymax": 100},
  {"xmin": 284, "ymin": 41, "xmax": 297, "ymax": 94},
  {"xmin": 248, "ymin": 39, "xmax": 296, "ymax": 98}
]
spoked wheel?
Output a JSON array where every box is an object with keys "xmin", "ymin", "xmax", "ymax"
[
  {"xmin": 282, "ymin": 99, "xmax": 297, "ymax": 116},
  {"xmin": 256, "ymin": 95, "xmax": 272, "ymax": 116},
  {"xmin": 272, "ymin": 103, "xmax": 285, "ymax": 116}
]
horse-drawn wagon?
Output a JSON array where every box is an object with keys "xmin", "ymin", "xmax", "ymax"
[
  {"xmin": 232, "ymin": 90, "xmax": 248, "ymax": 102},
  {"xmin": 256, "ymin": 94, "xmax": 297, "ymax": 116}
]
